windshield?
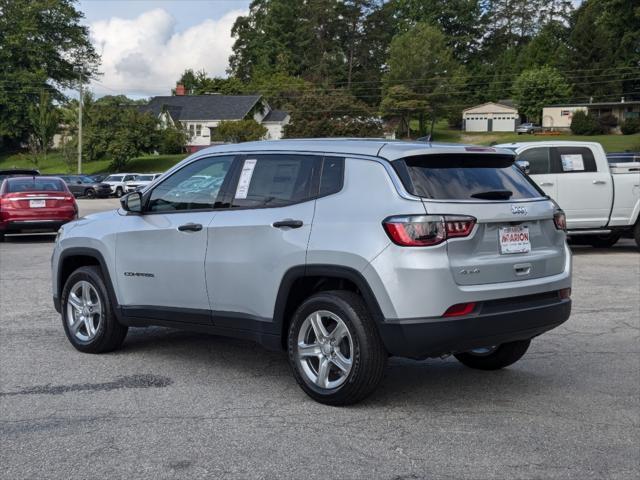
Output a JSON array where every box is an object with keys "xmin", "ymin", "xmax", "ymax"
[
  {"xmin": 137, "ymin": 175, "xmax": 154, "ymax": 181},
  {"xmin": 7, "ymin": 178, "xmax": 66, "ymax": 193},
  {"xmin": 394, "ymin": 154, "xmax": 544, "ymax": 201},
  {"xmin": 105, "ymin": 175, "xmax": 123, "ymax": 182}
]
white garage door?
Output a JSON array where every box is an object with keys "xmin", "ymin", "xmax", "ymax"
[
  {"xmin": 465, "ymin": 115, "xmax": 488, "ymax": 132},
  {"xmin": 493, "ymin": 116, "xmax": 516, "ymax": 132}
]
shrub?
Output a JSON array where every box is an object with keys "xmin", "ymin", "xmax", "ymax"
[
  {"xmin": 159, "ymin": 126, "xmax": 187, "ymax": 154},
  {"xmin": 570, "ymin": 111, "xmax": 602, "ymax": 135},
  {"xmin": 598, "ymin": 113, "xmax": 618, "ymax": 130},
  {"xmin": 620, "ymin": 118, "xmax": 640, "ymax": 135}
]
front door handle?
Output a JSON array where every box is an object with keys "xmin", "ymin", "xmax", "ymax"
[
  {"xmin": 178, "ymin": 223, "xmax": 203, "ymax": 232},
  {"xmin": 272, "ymin": 219, "xmax": 303, "ymax": 229},
  {"xmin": 540, "ymin": 182, "xmax": 554, "ymax": 186},
  {"xmin": 593, "ymin": 180, "xmax": 607, "ymax": 185}
]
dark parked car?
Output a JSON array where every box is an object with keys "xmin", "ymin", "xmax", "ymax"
[
  {"xmin": 88, "ymin": 174, "xmax": 107, "ymax": 183},
  {"xmin": 0, "ymin": 168, "xmax": 40, "ymax": 184},
  {"xmin": 57, "ymin": 175, "xmax": 112, "ymax": 198}
]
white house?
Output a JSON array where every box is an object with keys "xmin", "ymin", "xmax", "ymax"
[
  {"xmin": 141, "ymin": 88, "xmax": 290, "ymax": 152},
  {"xmin": 542, "ymin": 99, "xmax": 640, "ymax": 131},
  {"xmin": 462, "ymin": 102, "xmax": 519, "ymax": 132}
]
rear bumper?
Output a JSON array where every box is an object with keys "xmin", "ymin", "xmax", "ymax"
[
  {"xmin": 378, "ymin": 294, "xmax": 571, "ymax": 359},
  {"xmin": 1, "ymin": 219, "xmax": 70, "ymax": 233}
]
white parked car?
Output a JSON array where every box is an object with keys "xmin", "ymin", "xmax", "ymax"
[
  {"xmin": 102, "ymin": 173, "xmax": 140, "ymax": 197},
  {"xmin": 497, "ymin": 141, "xmax": 640, "ymax": 247},
  {"xmin": 125, "ymin": 173, "xmax": 163, "ymax": 193}
]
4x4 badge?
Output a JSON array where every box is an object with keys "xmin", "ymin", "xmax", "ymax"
[{"xmin": 511, "ymin": 205, "xmax": 528, "ymax": 215}]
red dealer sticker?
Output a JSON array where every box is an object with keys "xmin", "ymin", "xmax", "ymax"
[{"xmin": 499, "ymin": 226, "xmax": 531, "ymax": 254}]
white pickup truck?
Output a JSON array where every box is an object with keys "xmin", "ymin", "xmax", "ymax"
[{"xmin": 496, "ymin": 141, "xmax": 640, "ymax": 248}]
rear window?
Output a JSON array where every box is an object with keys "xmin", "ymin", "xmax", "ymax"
[
  {"xmin": 394, "ymin": 154, "xmax": 544, "ymax": 200},
  {"xmin": 7, "ymin": 178, "xmax": 67, "ymax": 193}
]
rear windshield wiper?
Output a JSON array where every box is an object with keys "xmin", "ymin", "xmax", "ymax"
[{"xmin": 470, "ymin": 189, "xmax": 513, "ymax": 200}]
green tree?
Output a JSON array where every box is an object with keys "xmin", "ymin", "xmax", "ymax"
[
  {"xmin": 175, "ymin": 69, "xmax": 246, "ymax": 95},
  {"xmin": 159, "ymin": 126, "xmax": 188, "ymax": 154},
  {"xmin": 382, "ymin": 23, "xmax": 466, "ymax": 135},
  {"xmin": 27, "ymin": 90, "xmax": 60, "ymax": 164},
  {"xmin": 0, "ymin": 0, "xmax": 99, "ymax": 149},
  {"xmin": 512, "ymin": 66, "xmax": 571, "ymax": 123},
  {"xmin": 379, "ymin": 85, "xmax": 429, "ymax": 138},
  {"xmin": 212, "ymin": 120, "xmax": 267, "ymax": 143},
  {"xmin": 283, "ymin": 89, "xmax": 382, "ymax": 138}
]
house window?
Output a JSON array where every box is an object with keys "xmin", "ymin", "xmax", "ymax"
[
  {"xmin": 196, "ymin": 124, "xmax": 202, "ymax": 136},
  {"xmin": 560, "ymin": 110, "xmax": 571, "ymax": 116},
  {"xmin": 189, "ymin": 124, "xmax": 195, "ymax": 137}
]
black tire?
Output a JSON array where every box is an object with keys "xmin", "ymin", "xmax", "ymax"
[
  {"xmin": 588, "ymin": 232, "xmax": 621, "ymax": 248},
  {"xmin": 115, "ymin": 187, "xmax": 124, "ymax": 198},
  {"xmin": 454, "ymin": 339, "xmax": 531, "ymax": 371},
  {"xmin": 60, "ymin": 265, "xmax": 128, "ymax": 353},
  {"xmin": 0, "ymin": 232, "xmax": 4, "ymax": 242},
  {"xmin": 85, "ymin": 188, "xmax": 96, "ymax": 199},
  {"xmin": 634, "ymin": 222, "xmax": 640, "ymax": 249},
  {"xmin": 287, "ymin": 290, "xmax": 387, "ymax": 406}
]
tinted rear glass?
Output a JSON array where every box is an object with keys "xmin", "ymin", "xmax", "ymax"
[
  {"xmin": 395, "ymin": 154, "xmax": 543, "ymax": 200},
  {"xmin": 7, "ymin": 178, "xmax": 66, "ymax": 193}
]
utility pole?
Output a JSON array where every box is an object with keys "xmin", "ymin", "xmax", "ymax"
[{"xmin": 77, "ymin": 67, "xmax": 83, "ymax": 174}]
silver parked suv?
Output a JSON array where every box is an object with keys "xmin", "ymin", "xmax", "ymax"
[{"xmin": 52, "ymin": 139, "xmax": 572, "ymax": 405}]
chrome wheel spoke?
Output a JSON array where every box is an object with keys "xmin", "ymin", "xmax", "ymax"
[
  {"xmin": 309, "ymin": 312, "xmax": 329, "ymax": 340},
  {"xmin": 68, "ymin": 292, "xmax": 83, "ymax": 312},
  {"xmin": 316, "ymin": 358, "xmax": 330, "ymax": 388},
  {"xmin": 331, "ymin": 351, "xmax": 352, "ymax": 373},
  {"xmin": 298, "ymin": 343, "xmax": 322, "ymax": 358},
  {"xmin": 330, "ymin": 322, "xmax": 348, "ymax": 342},
  {"xmin": 70, "ymin": 316, "xmax": 84, "ymax": 334},
  {"xmin": 81, "ymin": 282, "xmax": 91, "ymax": 306}
]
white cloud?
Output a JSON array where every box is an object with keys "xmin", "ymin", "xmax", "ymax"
[{"xmin": 88, "ymin": 8, "xmax": 245, "ymax": 97}]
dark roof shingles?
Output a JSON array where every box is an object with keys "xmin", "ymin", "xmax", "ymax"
[{"xmin": 141, "ymin": 95, "xmax": 262, "ymax": 121}]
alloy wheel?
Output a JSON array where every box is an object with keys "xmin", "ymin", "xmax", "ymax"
[
  {"xmin": 297, "ymin": 310, "xmax": 354, "ymax": 389},
  {"xmin": 66, "ymin": 280, "xmax": 102, "ymax": 342}
]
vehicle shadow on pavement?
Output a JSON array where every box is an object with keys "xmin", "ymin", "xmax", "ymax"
[
  {"xmin": 570, "ymin": 245, "xmax": 638, "ymax": 255},
  {"xmin": 116, "ymin": 326, "xmax": 550, "ymax": 407}
]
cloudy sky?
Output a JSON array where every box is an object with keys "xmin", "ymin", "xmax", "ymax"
[{"xmin": 78, "ymin": 0, "xmax": 251, "ymax": 98}]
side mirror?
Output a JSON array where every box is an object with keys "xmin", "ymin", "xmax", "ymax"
[
  {"xmin": 120, "ymin": 192, "xmax": 143, "ymax": 213},
  {"xmin": 516, "ymin": 160, "xmax": 530, "ymax": 175}
]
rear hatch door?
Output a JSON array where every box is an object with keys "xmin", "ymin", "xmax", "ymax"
[{"xmin": 394, "ymin": 151, "xmax": 567, "ymax": 286}]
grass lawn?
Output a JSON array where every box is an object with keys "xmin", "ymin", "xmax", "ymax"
[
  {"xmin": 0, "ymin": 152, "xmax": 188, "ymax": 175},
  {"xmin": 429, "ymin": 122, "xmax": 640, "ymax": 152}
]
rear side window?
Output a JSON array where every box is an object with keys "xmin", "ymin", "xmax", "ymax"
[
  {"xmin": 394, "ymin": 154, "xmax": 543, "ymax": 200},
  {"xmin": 230, "ymin": 154, "xmax": 318, "ymax": 208},
  {"xmin": 7, "ymin": 178, "xmax": 66, "ymax": 193},
  {"xmin": 319, "ymin": 156, "xmax": 344, "ymax": 196},
  {"xmin": 517, "ymin": 147, "xmax": 552, "ymax": 175},
  {"xmin": 553, "ymin": 147, "xmax": 597, "ymax": 173}
]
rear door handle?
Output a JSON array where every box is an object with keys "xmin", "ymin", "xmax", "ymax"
[
  {"xmin": 178, "ymin": 223, "xmax": 203, "ymax": 232},
  {"xmin": 593, "ymin": 180, "xmax": 607, "ymax": 185},
  {"xmin": 540, "ymin": 182, "xmax": 554, "ymax": 186},
  {"xmin": 272, "ymin": 219, "xmax": 303, "ymax": 229}
]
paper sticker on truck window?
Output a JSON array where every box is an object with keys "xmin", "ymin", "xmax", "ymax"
[
  {"xmin": 561, "ymin": 154, "xmax": 585, "ymax": 172},
  {"xmin": 235, "ymin": 159, "xmax": 257, "ymax": 199}
]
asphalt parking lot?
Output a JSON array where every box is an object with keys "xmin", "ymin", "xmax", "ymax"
[{"xmin": 1, "ymin": 198, "xmax": 638, "ymax": 479}]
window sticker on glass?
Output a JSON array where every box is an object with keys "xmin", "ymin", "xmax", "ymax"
[
  {"xmin": 235, "ymin": 159, "xmax": 257, "ymax": 199},
  {"xmin": 561, "ymin": 154, "xmax": 585, "ymax": 172}
]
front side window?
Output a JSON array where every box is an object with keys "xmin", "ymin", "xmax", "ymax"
[
  {"xmin": 517, "ymin": 147, "xmax": 552, "ymax": 175},
  {"xmin": 230, "ymin": 154, "xmax": 318, "ymax": 208},
  {"xmin": 147, "ymin": 156, "xmax": 234, "ymax": 212}
]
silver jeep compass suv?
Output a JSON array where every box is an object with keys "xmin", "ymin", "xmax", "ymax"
[{"xmin": 52, "ymin": 139, "xmax": 572, "ymax": 405}]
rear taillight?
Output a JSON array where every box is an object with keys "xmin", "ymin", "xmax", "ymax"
[
  {"xmin": 383, "ymin": 215, "xmax": 476, "ymax": 247},
  {"xmin": 559, "ymin": 288, "xmax": 571, "ymax": 299},
  {"xmin": 553, "ymin": 209, "xmax": 566, "ymax": 231}
]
